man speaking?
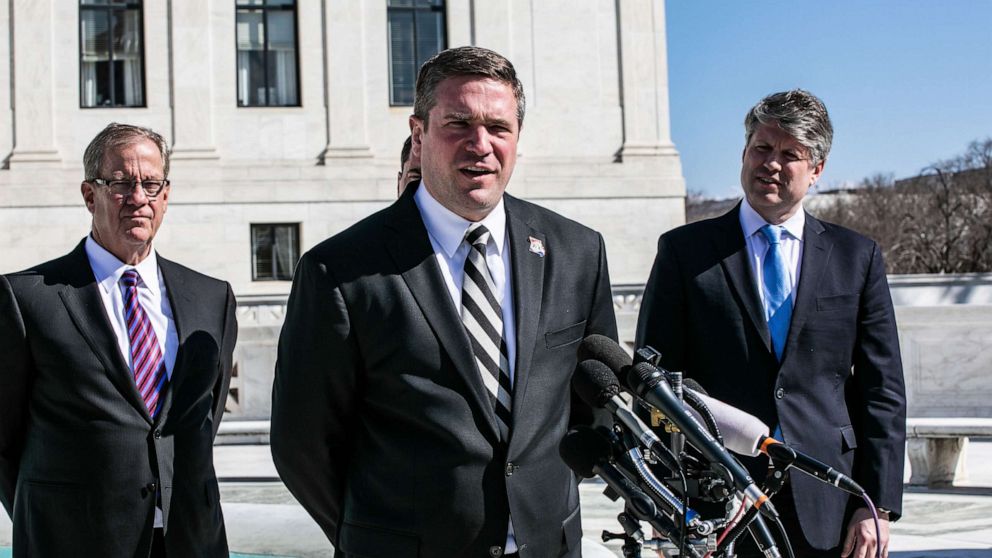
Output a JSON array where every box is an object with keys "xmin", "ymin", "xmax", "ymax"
[
  {"xmin": 271, "ymin": 47, "xmax": 617, "ymax": 557},
  {"xmin": 637, "ymin": 90, "xmax": 906, "ymax": 558}
]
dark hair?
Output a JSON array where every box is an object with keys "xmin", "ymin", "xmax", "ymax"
[
  {"xmin": 84, "ymin": 123, "xmax": 171, "ymax": 179},
  {"xmin": 744, "ymin": 90, "xmax": 833, "ymax": 166},
  {"xmin": 413, "ymin": 46, "xmax": 525, "ymax": 128},
  {"xmin": 400, "ymin": 135, "xmax": 413, "ymax": 167}
]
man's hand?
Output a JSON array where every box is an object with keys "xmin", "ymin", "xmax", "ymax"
[{"xmin": 841, "ymin": 507, "xmax": 890, "ymax": 558}]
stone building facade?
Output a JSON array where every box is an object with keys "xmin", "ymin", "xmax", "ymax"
[{"xmin": 0, "ymin": 0, "xmax": 684, "ymax": 418}]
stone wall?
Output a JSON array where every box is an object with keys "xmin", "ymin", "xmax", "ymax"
[{"xmin": 229, "ymin": 274, "xmax": 992, "ymax": 420}]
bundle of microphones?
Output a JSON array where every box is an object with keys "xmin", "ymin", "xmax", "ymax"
[{"xmin": 560, "ymin": 334, "xmax": 880, "ymax": 558}]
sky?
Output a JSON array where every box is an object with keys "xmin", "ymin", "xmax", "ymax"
[{"xmin": 665, "ymin": 1, "xmax": 992, "ymax": 199}]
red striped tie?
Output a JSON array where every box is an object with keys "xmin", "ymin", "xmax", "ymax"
[{"xmin": 120, "ymin": 269, "xmax": 168, "ymax": 418}]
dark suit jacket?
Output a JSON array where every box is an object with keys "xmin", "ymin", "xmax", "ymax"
[
  {"xmin": 636, "ymin": 205, "xmax": 906, "ymax": 550},
  {"xmin": 0, "ymin": 240, "xmax": 237, "ymax": 557},
  {"xmin": 271, "ymin": 185, "xmax": 618, "ymax": 558}
]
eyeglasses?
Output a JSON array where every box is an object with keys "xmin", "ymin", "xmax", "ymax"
[{"xmin": 89, "ymin": 178, "xmax": 170, "ymax": 199}]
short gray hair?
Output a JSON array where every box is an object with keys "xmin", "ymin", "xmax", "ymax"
[
  {"xmin": 413, "ymin": 46, "xmax": 525, "ymax": 128},
  {"xmin": 83, "ymin": 123, "xmax": 171, "ymax": 179},
  {"xmin": 744, "ymin": 90, "xmax": 833, "ymax": 166}
]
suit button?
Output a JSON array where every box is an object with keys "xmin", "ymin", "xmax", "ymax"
[
  {"xmin": 146, "ymin": 482, "xmax": 157, "ymax": 492},
  {"xmin": 775, "ymin": 388, "xmax": 785, "ymax": 399},
  {"xmin": 505, "ymin": 462, "xmax": 518, "ymax": 476},
  {"xmin": 153, "ymin": 429, "xmax": 162, "ymax": 439},
  {"xmin": 489, "ymin": 545, "xmax": 503, "ymax": 557}
]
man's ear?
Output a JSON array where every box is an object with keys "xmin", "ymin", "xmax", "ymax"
[
  {"xmin": 810, "ymin": 158, "xmax": 827, "ymax": 187},
  {"xmin": 409, "ymin": 115, "xmax": 424, "ymax": 157},
  {"xmin": 81, "ymin": 181, "xmax": 96, "ymax": 214}
]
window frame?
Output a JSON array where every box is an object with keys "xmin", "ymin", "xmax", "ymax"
[
  {"xmin": 250, "ymin": 222, "xmax": 301, "ymax": 282},
  {"xmin": 235, "ymin": 0, "xmax": 302, "ymax": 108},
  {"xmin": 78, "ymin": 0, "xmax": 147, "ymax": 109},
  {"xmin": 387, "ymin": 0, "xmax": 447, "ymax": 107}
]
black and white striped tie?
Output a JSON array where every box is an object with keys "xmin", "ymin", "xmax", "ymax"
[{"xmin": 461, "ymin": 223, "xmax": 512, "ymax": 439}]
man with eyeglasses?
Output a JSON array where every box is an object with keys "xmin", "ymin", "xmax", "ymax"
[{"xmin": 0, "ymin": 123, "xmax": 237, "ymax": 557}]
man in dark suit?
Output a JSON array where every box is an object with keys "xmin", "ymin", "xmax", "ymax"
[
  {"xmin": 0, "ymin": 123, "xmax": 237, "ymax": 557},
  {"xmin": 271, "ymin": 46, "xmax": 617, "ymax": 558},
  {"xmin": 636, "ymin": 90, "xmax": 905, "ymax": 558}
]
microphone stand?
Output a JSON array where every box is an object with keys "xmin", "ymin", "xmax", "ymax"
[{"xmin": 715, "ymin": 461, "xmax": 791, "ymax": 558}]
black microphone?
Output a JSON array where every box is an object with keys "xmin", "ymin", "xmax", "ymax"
[
  {"xmin": 758, "ymin": 436, "xmax": 864, "ymax": 496},
  {"xmin": 680, "ymin": 381, "xmax": 865, "ymax": 496},
  {"xmin": 625, "ymin": 361, "xmax": 774, "ymax": 515},
  {"xmin": 578, "ymin": 334, "xmax": 633, "ymax": 382},
  {"xmin": 572, "ymin": 359, "xmax": 680, "ymax": 472},
  {"xmin": 559, "ymin": 427, "xmax": 681, "ymax": 537}
]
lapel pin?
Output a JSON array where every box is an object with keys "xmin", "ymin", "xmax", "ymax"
[{"xmin": 528, "ymin": 236, "xmax": 546, "ymax": 258}]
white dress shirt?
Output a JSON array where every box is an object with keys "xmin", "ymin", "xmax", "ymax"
[
  {"xmin": 85, "ymin": 235, "xmax": 178, "ymax": 527},
  {"xmin": 739, "ymin": 198, "xmax": 805, "ymax": 310},
  {"xmin": 413, "ymin": 183, "xmax": 519, "ymax": 552}
]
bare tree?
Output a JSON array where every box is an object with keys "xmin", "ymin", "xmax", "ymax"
[{"xmin": 811, "ymin": 138, "xmax": 992, "ymax": 274}]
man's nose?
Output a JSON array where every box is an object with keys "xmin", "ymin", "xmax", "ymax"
[
  {"xmin": 761, "ymin": 153, "xmax": 783, "ymax": 171},
  {"xmin": 465, "ymin": 126, "xmax": 493, "ymax": 155}
]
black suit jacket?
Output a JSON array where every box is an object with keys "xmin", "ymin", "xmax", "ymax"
[
  {"xmin": 636, "ymin": 205, "xmax": 906, "ymax": 550},
  {"xmin": 0, "ymin": 240, "xmax": 237, "ymax": 557},
  {"xmin": 271, "ymin": 186, "xmax": 618, "ymax": 558}
]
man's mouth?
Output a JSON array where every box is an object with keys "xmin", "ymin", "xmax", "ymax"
[
  {"xmin": 460, "ymin": 166, "xmax": 496, "ymax": 178},
  {"xmin": 756, "ymin": 176, "xmax": 779, "ymax": 186}
]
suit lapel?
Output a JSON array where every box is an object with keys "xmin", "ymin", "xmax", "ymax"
[
  {"xmin": 385, "ymin": 188, "xmax": 500, "ymax": 439},
  {"xmin": 717, "ymin": 206, "xmax": 772, "ymax": 352},
  {"xmin": 156, "ymin": 257, "xmax": 194, "ymax": 425},
  {"xmin": 782, "ymin": 213, "xmax": 830, "ymax": 362},
  {"xmin": 504, "ymin": 196, "xmax": 545, "ymax": 432},
  {"xmin": 58, "ymin": 242, "xmax": 154, "ymax": 425}
]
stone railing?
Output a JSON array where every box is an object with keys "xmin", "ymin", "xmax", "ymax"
[{"xmin": 227, "ymin": 275, "xmax": 992, "ymax": 424}]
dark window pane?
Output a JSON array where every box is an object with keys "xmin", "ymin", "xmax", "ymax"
[
  {"xmin": 236, "ymin": 3, "xmax": 299, "ymax": 107},
  {"xmin": 79, "ymin": 2, "xmax": 145, "ymax": 108},
  {"xmin": 252, "ymin": 224, "xmax": 299, "ymax": 281},
  {"xmin": 388, "ymin": 10, "xmax": 415, "ymax": 105},
  {"xmin": 387, "ymin": 1, "xmax": 445, "ymax": 106}
]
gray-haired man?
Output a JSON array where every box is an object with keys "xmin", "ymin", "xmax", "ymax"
[
  {"xmin": 0, "ymin": 123, "xmax": 236, "ymax": 557},
  {"xmin": 637, "ymin": 90, "xmax": 906, "ymax": 558}
]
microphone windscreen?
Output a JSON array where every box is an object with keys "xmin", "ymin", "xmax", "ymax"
[
  {"xmin": 684, "ymin": 378, "xmax": 707, "ymax": 395},
  {"xmin": 559, "ymin": 426, "xmax": 613, "ymax": 479},
  {"xmin": 573, "ymin": 359, "xmax": 620, "ymax": 409},
  {"xmin": 577, "ymin": 335, "xmax": 632, "ymax": 381},
  {"xmin": 693, "ymin": 392, "xmax": 769, "ymax": 457}
]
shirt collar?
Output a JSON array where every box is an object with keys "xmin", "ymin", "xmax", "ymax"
[
  {"xmin": 414, "ymin": 182, "xmax": 507, "ymax": 257},
  {"xmin": 85, "ymin": 235, "xmax": 161, "ymax": 294},
  {"xmin": 739, "ymin": 197, "xmax": 806, "ymax": 241}
]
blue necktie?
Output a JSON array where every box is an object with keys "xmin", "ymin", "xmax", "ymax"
[{"xmin": 761, "ymin": 225, "xmax": 792, "ymax": 362}]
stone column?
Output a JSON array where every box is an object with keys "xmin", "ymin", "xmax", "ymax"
[
  {"xmin": 617, "ymin": 0, "xmax": 678, "ymax": 158},
  {"xmin": 8, "ymin": 0, "xmax": 61, "ymax": 167},
  {"xmin": 169, "ymin": 0, "xmax": 218, "ymax": 160},
  {"xmin": 321, "ymin": 0, "xmax": 372, "ymax": 160}
]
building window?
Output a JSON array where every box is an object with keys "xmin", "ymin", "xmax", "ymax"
[
  {"xmin": 251, "ymin": 224, "xmax": 300, "ymax": 281},
  {"xmin": 387, "ymin": 0, "xmax": 446, "ymax": 106},
  {"xmin": 79, "ymin": 0, "xmax": 146, "ymax": 108},
  {"xmin": 236, "ymin": 0, "xmax": 300, "ymax": 107}
]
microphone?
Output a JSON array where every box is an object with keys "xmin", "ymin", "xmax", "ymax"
[
  {"xmin": 758, "ymin": 436, "xmax": 864, "ymax": 496},
  {"xmin": 578, "ymin": 334, "xmax": 633, "ymax": 382},
  {"xmin": 681, "ymin": 379, "xmax": 865, "ymax": 496},
  {"xmin": 681, "ymin": 380, "xmax": 769, "ymax": 457},
  {"xmin": 625, "ymin": 361, "xmax": 774, "ymax": 515},
  {"xmin": 559, "ymin": 427, "xmax": 682, "ymax": 538},
  {"xmin": 572, "ymin": 359, "xmax": 680, "ymax": 472}
]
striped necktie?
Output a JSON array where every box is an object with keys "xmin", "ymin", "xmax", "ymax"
[
  {"xmin": 760, "ymin": 224, "xmax": 792, "ymax": 361},
  {"xmin": 460, "ymin": 224, "xmax": 513, "ymax": 440},
  {"xmin": 120, "ymin": 269, "xmax": 168, "ymax": 418}
]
